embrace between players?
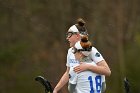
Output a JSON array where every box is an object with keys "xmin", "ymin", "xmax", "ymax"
[{"xmin": 53, "ymin": 18, "xmax": 111, "ymax": 93}]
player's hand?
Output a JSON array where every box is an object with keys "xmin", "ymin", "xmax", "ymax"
[
  {"xmin": 53, "ymin": 89, "xmax": 57, "ymax": 93},
  {"xmin": 74, "ymin": 62, "xmax": 89, "ymax": 73}
]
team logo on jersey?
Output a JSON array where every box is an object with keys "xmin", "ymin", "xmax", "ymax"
[{"xmin": 95, "ymin": 52, "xmax": 100, "ymax": 57}]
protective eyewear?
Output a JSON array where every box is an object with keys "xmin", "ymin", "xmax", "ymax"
[
  {"xmin": 72, "ymin": 46, "xmax": 92, "ymax": 54},
  {"xmin": 66, "ymin": 32, "xmax": 78, "ymax": 38}
]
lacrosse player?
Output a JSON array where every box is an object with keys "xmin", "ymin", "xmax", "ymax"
[{"xmin": 53, "ymin": 18, "xmax": 111, "ymax": 93}]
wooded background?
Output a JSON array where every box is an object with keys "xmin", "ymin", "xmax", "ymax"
[{"xmin": 0, "ymin": 0, "xmax": 140, "ymax": 93}]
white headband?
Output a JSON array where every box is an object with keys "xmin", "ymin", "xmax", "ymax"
[
  {"xmin": 68, "ymin": 25, "xmax": 88, "ymax": 37},
  {"xmin": 68, "ymin": 25, "xmax": 79, "ymax": 33}
]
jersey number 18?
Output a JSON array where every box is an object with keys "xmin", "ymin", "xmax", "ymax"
[{"xmin": 88, "ymin": 75, "xmax": 102, "ymax": 93}]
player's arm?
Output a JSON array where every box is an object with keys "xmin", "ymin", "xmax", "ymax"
[
  {"xmin": 74, "ymin": 60, "xmax": 111, "ymax": 76},
  {"xmin": 88, "ymin": 60, "xmax": 111, "ymax": 76},
  {"xmin": 74, "ymin": 47, "xmax": 111, "ymax": 76},
  {"xmin": 53, "ymin": 67, "xmax": 70, "ymax": 93}
]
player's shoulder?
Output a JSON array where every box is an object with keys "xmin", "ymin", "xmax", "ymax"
[
  {"xmin": 67, "ymin": 47, "xmax": 73, "ymax": 54},
  {"xmin": 91, "ymin": 46, "xmax": 98, "ymax": 52},
  {"xmin": 90, "ymin": 46, "xmax": 100, "ymax": 56},
  {"xmin": 68, "ymin": 47, "xmax": 73, "ymax": 52}
]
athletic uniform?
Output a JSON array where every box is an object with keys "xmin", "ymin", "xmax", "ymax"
[{"xmin": 67, "ymin": 47, "xmax": 105, "ymax": 93}]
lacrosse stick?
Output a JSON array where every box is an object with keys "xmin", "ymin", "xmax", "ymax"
[
  {"xmin": 35, "ymin": 76, "xmax": 53, "ymax": 93},
  {"xmin": 124, "ymin": 77, "xmax": 130, "ymax": 93}
]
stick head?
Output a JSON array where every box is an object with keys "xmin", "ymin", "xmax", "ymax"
[
  {"xmin": 124, "ymin": 77, "xmax": 130, "ymax": 93},
  {"xmin": 35, "ymin": 76, "xmax": 53, "ymax": 93}
]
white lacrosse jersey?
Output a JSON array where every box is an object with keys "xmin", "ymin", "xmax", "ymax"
[{"xmin": 67, "ymin": 47, "xmax": 105, "ymax": 93}]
